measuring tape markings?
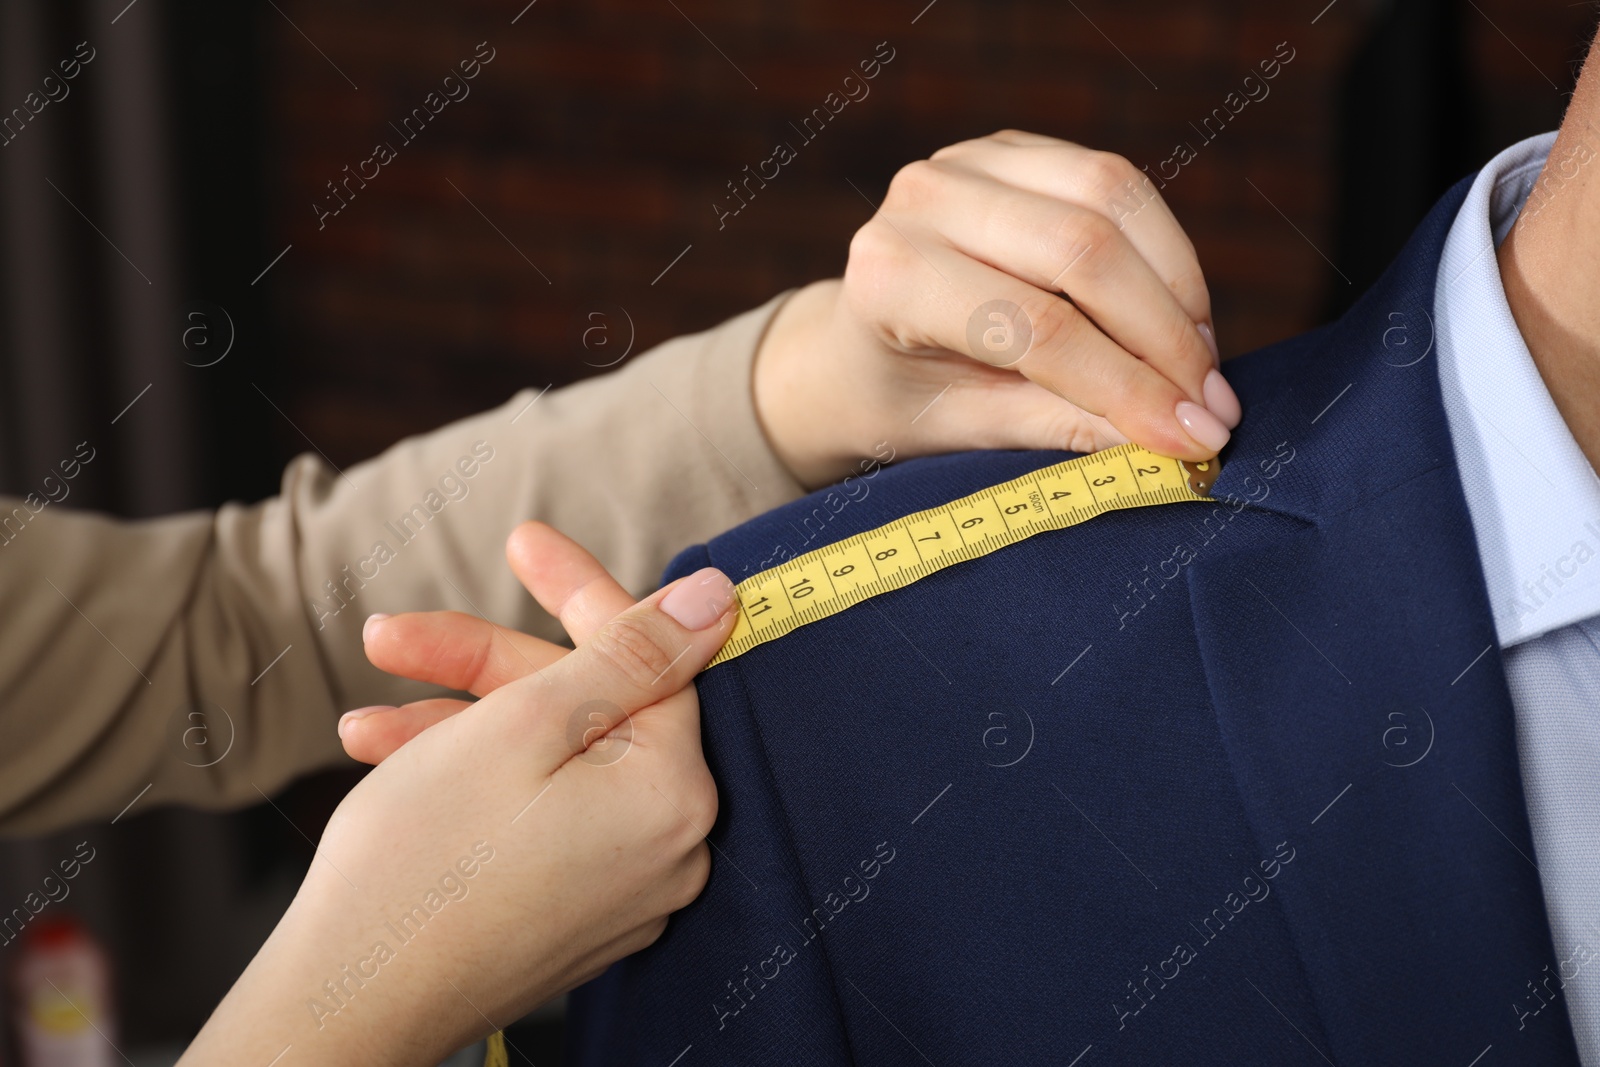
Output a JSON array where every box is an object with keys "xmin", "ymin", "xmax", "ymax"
[{"xmin": 707, "ymin": 443, "xmax": 1220, "ymax": 668}]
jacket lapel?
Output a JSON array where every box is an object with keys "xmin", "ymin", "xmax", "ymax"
[{"xmin": 1186, "ymin": 176, "xmax": 1579, "ymax": 1065}]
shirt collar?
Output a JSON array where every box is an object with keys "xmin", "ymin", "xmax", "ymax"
[{"xmin": 1434, "ymin": 130, "xmax": 1600, "ymax": 648}]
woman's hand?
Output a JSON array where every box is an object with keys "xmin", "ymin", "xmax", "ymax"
[
  {"xmin": 339, "ymin": 522, "xmax": 694, "ymax": 764},
  {"xmin": 753, "ymin": 129, "xmax": 1240, "ymax": 489},
  {"xmin": 179, "ymin": 523, "xmax": 735, "ymax": 1066}
]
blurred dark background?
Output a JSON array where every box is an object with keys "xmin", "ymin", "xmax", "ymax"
[{"xmin": 0, "ymin": 0, "xmax": 1591, "ymax": 1058}]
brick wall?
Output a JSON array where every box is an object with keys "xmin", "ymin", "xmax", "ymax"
[{"xmin": 262, "ymin": 0, "xmax": 1594, "ymax": 467}]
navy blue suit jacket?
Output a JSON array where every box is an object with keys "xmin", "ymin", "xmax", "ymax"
[{"xmin": 568, "ymin": 175, "xmax": 1579, "ymax": 1065}]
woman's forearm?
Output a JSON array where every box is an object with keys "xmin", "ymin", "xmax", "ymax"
[{"xmin": 0, "ymin": 293, "xmax": 804, "ymax": 835}]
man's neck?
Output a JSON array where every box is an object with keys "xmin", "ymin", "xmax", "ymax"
[{"xmin": 1498, "ymin": 47, "xmax": 1600, "ymax": 473}]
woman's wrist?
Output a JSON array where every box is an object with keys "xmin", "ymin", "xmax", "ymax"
[
  {"xmin": 177, "ymin": 899, "xmax": 396, "ymax": 1064},
  {"xmin": 752, "ymin": 279, "xmax": 860, "ymax": 490},
  {"xmin": 179, "ymin": 862, "xmax": 489, "ymax": 1064}
]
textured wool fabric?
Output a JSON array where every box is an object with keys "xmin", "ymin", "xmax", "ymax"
[{"xmin": 568, "ymin": 177, "xmax": 1579, "ymax": 1065}]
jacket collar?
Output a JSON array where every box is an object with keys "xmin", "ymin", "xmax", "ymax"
[{"xmin": 1208, "ymin": 180, "xmax": 1464, "ymax": 527}]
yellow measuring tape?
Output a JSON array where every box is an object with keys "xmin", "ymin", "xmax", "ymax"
[
  {"xmin": 707, "ymin": 443, "xmax": 1220, "ymax": 668},
  {"xmin": 479, "ymin": 444, "xmax": 1215, "ymax": 1065}
]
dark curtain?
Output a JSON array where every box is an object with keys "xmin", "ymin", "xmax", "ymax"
[
  {"xmin": 1325, "ymin": 0, "xmax": 1484, "ymax": 317},
  {"xmin": 0, "ymin": 0, "xmax": 298, "ymax": 1051}
]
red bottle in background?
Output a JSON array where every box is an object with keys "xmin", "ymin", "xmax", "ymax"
[{"xmin": 9, "ymin": 917, "xmax": 116, "ymax": 1067}]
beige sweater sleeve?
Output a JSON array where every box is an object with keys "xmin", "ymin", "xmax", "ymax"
[{"xmin": 0, "ymin": 294, "xmax": 804, "ymax": 836}]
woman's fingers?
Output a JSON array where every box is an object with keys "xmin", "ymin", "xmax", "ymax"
[
  {"xmin": 353, "ymin": 522, "xmax": 658, "ymax": 761},
  {"xmin": 363, "ymin": 610, "xmax": 565, "ymax": 695},
  {"xmin": 512, "ymin": 565, "xmax": 738, "ymax": 774},
  {"xmin": 932, "ymin": 134, "xmax": 1216, "ymax": 335},
  {"xmin": 353, "ymin": 555, "xmax": 737, "ymax": 774},
  {"xmin": 848, "ymin": 225, "xmax": 1231, "ymax": 458},
  {"xmin": 910, "ymin": 373, "xmax": 1127, "ymax": 455},
  {"xmin": 896, "ymin": 161, "xmax": 1225, "ymax": 418},
  {"xmin": 505, "ymin": 522, "xmax": 634, "ymax": 644},
  {"xmin": 362, "ymin": 522, "xmax": 637, "ymax": 695},
  {"xmin": 350, "ymin": 553, "xmax": 727, "ymax": 764},
  {"xmin": 338, "ymin": 698, "xmax": 470, "ymax": 765}
]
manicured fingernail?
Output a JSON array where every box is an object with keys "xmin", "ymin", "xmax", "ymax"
[
  {"xmin": 1197, "ymin": 323, "xmax": 1220, "ymax": 366},
  {"xmin": 1203, "ymin": 369, "xmax": 1242, "ymax": 429},
  {"xmin": 362, "ymin": 613, "xmax": 390, "ymax": 643},
  {"xmin": 1176, "ymin": 401, "xmax": 1230, "ymax": 454},
  {"xmin": 339, "ymin": 706, "xmax": 390, "ymax": 739},
  {"xmin": 661, "ymin": 568, "xmax": 735, "ymax": 630}
]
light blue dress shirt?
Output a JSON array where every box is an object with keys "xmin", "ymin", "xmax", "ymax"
[{"xmin": 1435, "ymin": 131, "xmax": 1600, "ymax": 1059}]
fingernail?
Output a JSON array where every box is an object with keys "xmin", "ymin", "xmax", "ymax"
[
  {"xmin": 362, "ymin": 613, "xmax": 390, "ymax": 643},
  {"xmin": 660, "ymin": 568, "xmax": 735, "ymax": 630},
  {"xmin": 1197, "ymin": 323, "xmax": 1220, "ymax": 367},
  {"xmin": 338, "ymin": 706, "xmax": 389, "ymax": 739},
  {"xmin": 1203, "ymin": 369, "xmax": 1242, "ymax": 429},
  {"xmin": 1175, "ymin": 401, "xmax": 1230, "ymax": 454}
]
